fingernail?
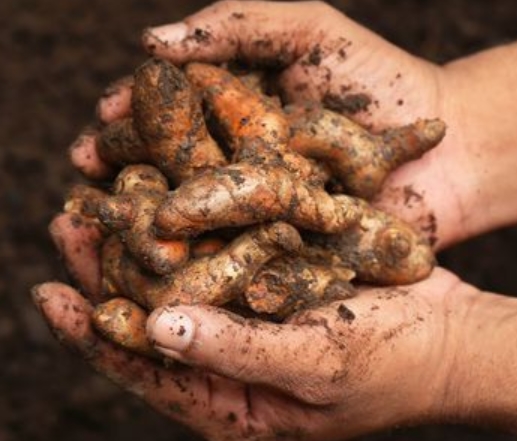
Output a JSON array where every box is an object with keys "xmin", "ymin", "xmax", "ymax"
[
  {"xmin": 147, "ymin": 308, "xmax": 195, "ymax": 356},
  {"xmin": 69, "ymin": 129, "xmax": 96, "ymax": 152},
  {"xmin": 144, "ymin": 23, "xmax": 189, "ymax": 49},
  {"xmin": 31, "ymin": 284, "xmax": 48, "ymax": 308},
  {"xmin": 69, "ymin": 130, "xmax": 96, "ymax": 167}
]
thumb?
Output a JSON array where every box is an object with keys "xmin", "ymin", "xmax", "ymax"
[
  {"xmin": 142, "ymin": 1, "xmax": 341, "ymax": 66},
  {"xmin": 147, "ymin": 304, "xmax": 345, "ymax": 405}
]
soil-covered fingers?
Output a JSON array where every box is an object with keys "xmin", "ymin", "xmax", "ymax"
[
  {"xmin": 147, "ymin": 304, "xmax": 352, "ymax": 406},
  {"xmin": 96, "ymin": 75, "xmax": 134, "ymax": 124},
  {"xmin": 69, "ymin": 127, "xmax": 115, "ymax": 181},
  {"xmin": 49, "ymin": 213, "xmax": 105, "ymax": 303},
  {"xmin": 70, "ymin": 76, "xmax": 135, "ymax": 180},
  {"xmin": 33, "ymin": 283, "xmax": 337, "ymax": 440},
  {"xmin": 32, "ymin": 283, "xmax": 240, "ymax": 435},
  {"xmin": 142, "ymin": 1, "xmax": 337, "ymax": 66},
  {"xmin": 147, "ymin": 269, "xmax": 460, "ymax": 416},
  {"xmin": 142, "ymin": 1, "xmax": 439, "ymax": 128}
]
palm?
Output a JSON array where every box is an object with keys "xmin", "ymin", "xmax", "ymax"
[
  {"xmin": 36, "ymin": 213, "xmax": 468, "ymax": 440},
  {"xmin": 33, "ymin": 289, "xmax": 309, "ymax": 441}
]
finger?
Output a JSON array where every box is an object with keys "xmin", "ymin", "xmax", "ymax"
[
  {"xmin": 50, "ymin": 213, "xmax": 105, "ymax": 303},
  {"xmin": 96, "ymin": 75, "xmax": 134, "ymax": 124},
  {"xmin": 32, "ymin": 283, "xmax": 237, "ymax": 431},
  {"xmin": 275, "ymin": 18, "xmax": 424, "ymax": 128},
  {"xmin": 147, "ymin": 305, "xmax": 345, "ymax": 405},
  {"xmin": 71, "ymin": 76, "xmax": 134, "ymax": 180},
  {"xmin": 141, "ymin": 1, "xmax": 420, "ymax": 129},
  {"xmin": 142, "ymin": 1, "xmax": 336, "ymax": 66},
  {"xmin": 69, "ymin": 127, "xmax": 114, "ymax": 181}
]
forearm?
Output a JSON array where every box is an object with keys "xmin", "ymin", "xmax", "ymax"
[{"xmin": 442, "ymin": 42, "xmax": 517, "ymax": 241}]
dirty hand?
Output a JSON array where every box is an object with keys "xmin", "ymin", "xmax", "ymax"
[
  {"xmin": 72, "ymin": 1, "xmax": 517, "ymax": 251},
  {"xmin": 34, "ymin": 214, "xmax": 517, "ymax": 439},
  {"xmin": 34, "ymin": 214, "xmax": 504, "ymax": 440}
]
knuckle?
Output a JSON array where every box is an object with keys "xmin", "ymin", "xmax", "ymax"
[{"xmin": 229, "ymin": 346, "xmax": 262, "ymax": 379}]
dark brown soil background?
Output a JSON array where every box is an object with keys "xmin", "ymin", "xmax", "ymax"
[{"xmin": 2, "ymin": 0, "xmax": 517, "ymax": 440}]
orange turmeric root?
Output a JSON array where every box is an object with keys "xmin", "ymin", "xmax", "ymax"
[
  {"xmin": 153, "ymin": 164, "xmax": 433, "ymax": 284},
  {"xmin": 185, "ymin": 62, "xmax": 289, "ymax": 163},
  {"xmin": 190, "ymin": 236, "xmax": 227, "ymax": 258},
  {"xmin": 97, "ymin": 63, "xmax": 435, "ymax": 285},
  {"xmin": 285, "ymin": 102, "xmax": 446, "ymax": 199},
  {"xmin": 97, "ymin": 59, "xmax": 227, "ymax": 184},
  {"xmin": 64, "ymin": 184, "xmax": 107, "ymax": 222},
  {"xmin": 245, "ymin": 256, "xmax": 355, "ymax": 318},
  {"xmin": 100, "ymin": 235, "xmax": 126, "ymax": 298},
  {"xmin": 153, "ymin": 162, "xmax": 362, "ymax": 238},
  {"xmin": 92, "ymin": 297, "xmax": 157, "ymax": 358},
  {"xmin": 186, "ymin": 62, "xmax": 327, "ymax": 183},
  {"xmin": 304, "ymin": 203, "xmax": 436, "ymax": 285},
  {"xmin": 97, "ymin": 165, "xmax": 189, "ymax": 275},
  {"xmin": 100, "ymin": 234, "xmax": 163, "ymax": 308},
  {"xmin": 101, "ymin": 222, "xmax": 302, "ymax": 310},
  {"xmin": 151, "ymin": 64, "xmax": 363, "ymax": 238},
  {"xmin": 97, "ymin": 118, "xmax": 149, "ymax": 166},
  {"xmin": 148, "ymin": 222, "xmax": 301, "ymax": 309},
  {"xmin": 132, "ymin": 58, "xmax": 227, "ymax": 184}
]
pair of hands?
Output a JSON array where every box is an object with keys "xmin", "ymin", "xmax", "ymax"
[{"xmin": 34, "ymin": 2, "xmax": 517, "ymax": 440}]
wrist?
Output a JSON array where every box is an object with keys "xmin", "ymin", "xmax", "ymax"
[
  {"xmin": 431, "ymin": 284, "xmax": 517, "ymax": 431},
  {"xmin": 439, "ymin": 43, "xmax": 517, "ymax": 240}
]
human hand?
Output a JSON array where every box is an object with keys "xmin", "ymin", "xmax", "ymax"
[
  {"xmin": 43, "ymin": 3, "xmax": 517, "ymax": 438},
  {"xmin": 70, "ymin": 0, "xmax": 517, "ymax": 251},
  {"xmin": 34, "ymin": 213, "xmax": 471, "ymax": 440},
  {"xmin": 36, "ymin": 214, "xmax": 517, "ymax": 439}
]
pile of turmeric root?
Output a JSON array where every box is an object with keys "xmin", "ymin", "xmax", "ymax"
[{"xmin": 62, "ymin": 59, "xmax": 445, "ymax": 358}]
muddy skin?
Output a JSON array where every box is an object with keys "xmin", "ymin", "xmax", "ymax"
[
  {"xmin": 337, "ymin": 304, "xmax": 356, "ymax": 323},
  {"xmin": 50, "ymin": 213, "xmax": 105, "ymax": 303},
  {"xmin": 376, "ymin": 185, "xmax": 440, "ymax": 247},
  {"xmin": 306, "ymin": 44, "xmax": 323, "ymax": 67},
  {"xmin": 322, "ymin": 91, "xmax": 372, "ymax": 115},
  {"xmin": 403, "ymin": 184, "xmax": 424, "ymax": 206},
  {"xmin": 190, "ymin": 28, "xmax": 212, "ymax": 44},
  {"xmin": 101, "ymin": 76, "xmax": 134, "ymax": 100}
]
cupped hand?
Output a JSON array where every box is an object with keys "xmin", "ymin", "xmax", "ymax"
[
  {"xmin": 71, "ymin": 0, "xmax": 494, "ymax": 251},
  {"xmin": 35, "ymin": 214, "xmax": 478, "ymax": 441}
]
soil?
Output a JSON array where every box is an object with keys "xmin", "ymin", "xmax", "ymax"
[{"xmin": 2, "ymin": 0, "xmax": 517, "ymax": 440}]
